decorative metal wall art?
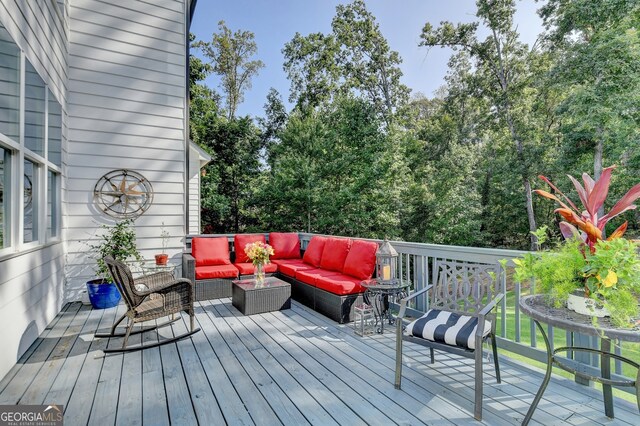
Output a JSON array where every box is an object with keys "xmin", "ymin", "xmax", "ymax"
[{"xmin": 93, "ymin": 169, "xmax": 153, "ymax": 219}]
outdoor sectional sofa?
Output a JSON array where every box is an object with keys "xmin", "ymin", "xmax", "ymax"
[
  {"xmin": 183, "ymin": 233, "xmax": 378, "ymax": 323},
  {"xmin": 272, "ymin": 235, "xmax": 378, "ymax": 323}
]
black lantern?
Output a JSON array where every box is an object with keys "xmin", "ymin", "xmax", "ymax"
[{"xmin": 376, "ymin": 239, "xmax": 398, "ymax": 285}]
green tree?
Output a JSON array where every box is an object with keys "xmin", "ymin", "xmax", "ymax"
[
  {"xmin": 261, "ymin": 97, "xmax": 402, "ymax": 237},
  {"xmin": 540, "ymin": 0, "xmax": 640, "ymax": 183},
  {"xmin": 283, "ymin": 0, "xmax": 409, "ymax": 124},
  {"xmin": 198, "ymin": 21, "xmax": 265, "ymax": 119},
  {"xmin": 420, "ymin": 0, "xmax": 548, "ymax": 250},
  {"xmin": 200, "ymin": 117, "xmax": 263, "ymax": 233}
]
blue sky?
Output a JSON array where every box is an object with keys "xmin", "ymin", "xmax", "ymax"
[{"xmin": 190, "ymin": 0, "xmax": 544, "ymax": 119}]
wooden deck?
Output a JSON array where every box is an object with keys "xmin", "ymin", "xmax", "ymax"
[{"xmin": 0, "ymin": 299, "xmax": 637, "ymax": 426}]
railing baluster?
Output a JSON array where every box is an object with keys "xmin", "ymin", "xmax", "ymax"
[{"xmin": 515, "ymin": 282, "xmax": 521, "ymax": 342}]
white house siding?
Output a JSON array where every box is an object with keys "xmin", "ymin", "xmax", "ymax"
[
  {"xmin": 65, "ymin": 0, "xmax": 188, "ymax": 298},
  {"xmin": 188, "ymin": 173, "xmax": 200, "ymax": 234},
  {"xmin": 0, "ymin": 0, "xmax": 68, "ymax": 381}
]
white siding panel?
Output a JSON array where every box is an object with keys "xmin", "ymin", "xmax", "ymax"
[
  {"xmin": 66, "ymin": 0, "xmax": 188, "ymax": 300},
  {"xmin": 70, "ymin": 43, "xmax": 183, "ymax": 76},
  {"xmin": 73, "ymin": 0, "xmax": 183, "ymax": 32},
  {"xmin": 71, "ymin": 18, "xmax": 183, "ymax": 55},
  {"xmin": 188, "ymin": 173, "xmax": 200, "ymax": 234},
  {"xmin": 69, "ymin": 104, "xmax": 184, "ymax": 130},
  {"xmin": 67, "ymin": 117, "xmax": 184, "ymax": 139},
  {"xmin": 69, "ymin": 67, "xmax": 184, "ymax": 97},
  {"xmin": 68, "ymin": 128, "xmax": 185, "ymax": 147},
  {"xmin": 0, "ymin": 0, "xmax": 67, "ymax": 382}
]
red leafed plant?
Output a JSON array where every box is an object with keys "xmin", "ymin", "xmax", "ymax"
[{"xmin": 535, "ymin": 165, "xmax": 640, "ymax": 253}]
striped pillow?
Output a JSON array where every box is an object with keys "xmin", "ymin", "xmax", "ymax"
[{"xmin": 406, "ymin": 309, "xmax": 491, "ymax": 350}]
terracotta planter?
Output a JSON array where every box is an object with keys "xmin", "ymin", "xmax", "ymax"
[
  {"xmin": 155, "ymin": 254, "xmax": 169, "ymax": 265},
  {"xmin": 566, "ymin": 291, "xmax": 610, "ymax": 317}
]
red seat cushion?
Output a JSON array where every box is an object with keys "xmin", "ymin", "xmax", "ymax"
[
  {"xmin": 302, "ymin": 236, "xmax": 327, "ymax": 267},
  {"xmin": 272, "ymin": 259, "xmax": 312, "ymax": 277},
  {"xmin": 192, "ymin": 237, "xmax": 231, "ymax": 266},
  {"xmin": 269, "ymin": 232, "xmax": 301, "ymax": 259},
  {"xmin": 319, "ymin": 238, "xmax": 352, "ymax": 272},
  {"xmin": 195, "ymin": 264, "xmax": 239, "ymax": 280},
  {"xmin": 315, "ymin": 273, "xmax": 365, "ymax": 295},
  {"xmin": 234, "ymin": 234, "xmax": 267, "ymax": 263},
  {"xmin": 295, "ymin": 268, "xmax": 336, "ymax": 286},
  {"xmin": 234, "ymin": 262, "xmax": 278, "ymax": 275},
  {"xmin": 342, "ymin": 240, "xmax": 379, "ymax": 280}
]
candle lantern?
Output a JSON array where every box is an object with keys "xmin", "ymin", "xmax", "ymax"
[
  {"xmin": 376, "ymin": 239, "xmax": 398, "ymax": 285},
  {"xmin": 353, "ymin": 303, "xmax": 375, "ymax": 336}
]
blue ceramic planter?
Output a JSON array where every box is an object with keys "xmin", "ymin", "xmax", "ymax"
[{"xmin": 86, "ymin": 279, "xmax": 121, "ymax": 309}]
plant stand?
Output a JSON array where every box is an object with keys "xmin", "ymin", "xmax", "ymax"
[{"xmin": 519, "ymin": 295, "xmax": 640, "ymax": 425}]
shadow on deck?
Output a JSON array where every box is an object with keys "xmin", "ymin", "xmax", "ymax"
[{"xmin": 0, "ymin": 300, "xmax": 637, "ymax": 425}]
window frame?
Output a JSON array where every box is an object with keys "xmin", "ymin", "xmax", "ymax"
[{"xmin": 0, "ymin": 26, "xmax": 62, "ymax": 257}]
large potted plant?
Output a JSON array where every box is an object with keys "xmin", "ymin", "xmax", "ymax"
[
  {"xmin": 87, "ymin": 219, "xmax": 142, "ymax": 309},
  {"xmin": 513, "ymin": 166, "xmax": 640, "ymax": 327}
]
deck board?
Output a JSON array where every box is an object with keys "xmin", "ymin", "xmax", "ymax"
[{"xmin": 0, "ymin": 299, "xmax": 637, "ymax": 426}]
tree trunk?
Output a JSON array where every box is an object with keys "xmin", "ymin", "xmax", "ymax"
[{"xmin": 523, "ymin": 179, "xmax": 539, "ymax": 251}]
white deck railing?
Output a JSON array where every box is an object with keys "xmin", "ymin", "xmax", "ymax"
[{"xmin": 187, "ymin": 232, "xmax": 638, "ymax": 395}]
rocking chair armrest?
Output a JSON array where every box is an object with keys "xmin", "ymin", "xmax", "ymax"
[
  {"xmin": 398, "ymin": 285, "xmax": 433, "ymax": 319},
  {"xmin": 135, "ymin": 272, "xmax": 176, "ymax": 291},
  {"xmin": 137, "ymin": 277, "xmax": 193, "ymax": 297},
  {"xmin": 478, "ymin": 292, "xmax": 505, "ymax": 317}
]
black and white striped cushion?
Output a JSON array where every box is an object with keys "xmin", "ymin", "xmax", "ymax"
[{"xmin": 406, "ymin": 309, "xmax": 491, "ymax": 350}]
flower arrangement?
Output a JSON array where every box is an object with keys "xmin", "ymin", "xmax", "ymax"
[
  {"xmin": 513, "ymin": 166, "xmax": 640, "ymax": 327},
  {"xmin": 244, "ymin": 241, "xmax": 274, "ymax": 266}
]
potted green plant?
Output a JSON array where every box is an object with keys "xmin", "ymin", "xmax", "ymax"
[
  {"xmin": 87, "ymin": 219, "xmax": 143, "ymax": 309},
  {"xmin": 155, "ymin": 222, "xmax": 170, "ymax": 265},
  {"xmin": 513, "ymin": 166, "xmax": 640, "ymax": 327}
]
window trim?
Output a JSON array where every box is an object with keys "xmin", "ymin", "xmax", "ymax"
[{"xmin": 0, "ymin": 27, "xmax": 63, "ymax": 257}]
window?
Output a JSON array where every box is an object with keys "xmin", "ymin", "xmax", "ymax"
[
  {"xmin": 25, "ymin": 61, "xmax": 45, "ymax": 156},
  {"xmin": 0, "ymin": 147, "xmax": 9, "ymax": 248},
  {"xmin": 0, "ymin": 22, "xmax": 62, "ymax": 254},
  {"xmin": 47, "ymin": 170, "xmax": 59, "ymax": 239},
  {"xmin": 48, "ymin": 89, "xmax": 62, "ymax": 167},
  {"xmin": 23, "ymin": 159, "xmax": 37, "ymax": 243},
  {"xmin": 0, "ymin": 24, "xmax": 20, "ymax": 142}
]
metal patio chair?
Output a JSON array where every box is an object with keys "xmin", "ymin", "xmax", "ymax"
[
  {"xmin": 96, "ymin": 256, "xmax": 200, "ymax": 353},
  {"xmin": 394, "ymin": 260, "xmax": 504, "ymax": 420}
]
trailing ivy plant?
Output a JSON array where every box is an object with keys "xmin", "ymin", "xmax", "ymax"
[{"xmin": 90, "ymin": 219, "xmax": 142, "ymax": 282}]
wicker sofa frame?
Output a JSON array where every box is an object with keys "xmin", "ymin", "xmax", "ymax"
[
  {"xmin": 182, "ymin": 253, "xmax": 234, "ymax": 301},
  {"xmin": 277, "ymin": 273, "xmax": 364, "ymax": 324}
]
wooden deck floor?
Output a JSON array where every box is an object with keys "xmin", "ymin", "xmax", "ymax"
[{"xmin": 0, "ymin": 299, "xmax": 637, "ymax": 425}]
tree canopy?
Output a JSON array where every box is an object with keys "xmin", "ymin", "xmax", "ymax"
[{"xmin": 189, "ymin": 0, "xmax": 640, "ymax": 248}]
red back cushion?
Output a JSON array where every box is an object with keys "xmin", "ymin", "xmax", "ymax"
[
  {"xmin": 302, "ymin": 236, "xmax": 328, "ymax": 267},
  {"xmin": 269, "ymin": 232, "xmax": 301, "ymax": 259},
  {"xmin": 319, "ymin": 238, "xmax": 352, "ymax": 272},
  {"xmin": 342, "ymin": 240, "xmax": 379, "ymax": 280},
  {"xmin": 191, "ymin": 237, "xmax": 231, "ymax": 266},
  {"xmin": 234, "ymin": 234, "xmax": 267, "ymax": 263}
]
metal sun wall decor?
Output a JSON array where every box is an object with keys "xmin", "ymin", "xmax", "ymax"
[{"xmin": 93, "ymin": 169, "xmax": 153, "ymax": 219}]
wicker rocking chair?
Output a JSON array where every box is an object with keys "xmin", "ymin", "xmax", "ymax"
[
  {"xmin": 395, "ymin": 260, "xmax": 504, "ymax": 421},
  {"xmin": 96, "ymin": 256, "xmax": 200, "ymax": 353}
]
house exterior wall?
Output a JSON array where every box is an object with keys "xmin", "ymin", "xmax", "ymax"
[
  {"xmin": 65, "ymin": 0, "xmax": 188, "ymax": 298},
  {"xmin": 0, "ymin": 0, "xmax": 193, "ymax": 381},
  {"xmin": 188, "ymin": 172, "xmax": 200, "ymax": 234},
  {"xmin": 0, "ymin": 0, "xmax": 68, "ymax": 382}
]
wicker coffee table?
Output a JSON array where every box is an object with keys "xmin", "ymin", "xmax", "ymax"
[{"xmin": 232, "ymin": 276, "xmax": 291, "ymax": 315}]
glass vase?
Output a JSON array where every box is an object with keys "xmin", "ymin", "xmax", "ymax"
[{"xmin": 254, "ymin": 263, "xmax": 265, "ymax": 286}]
